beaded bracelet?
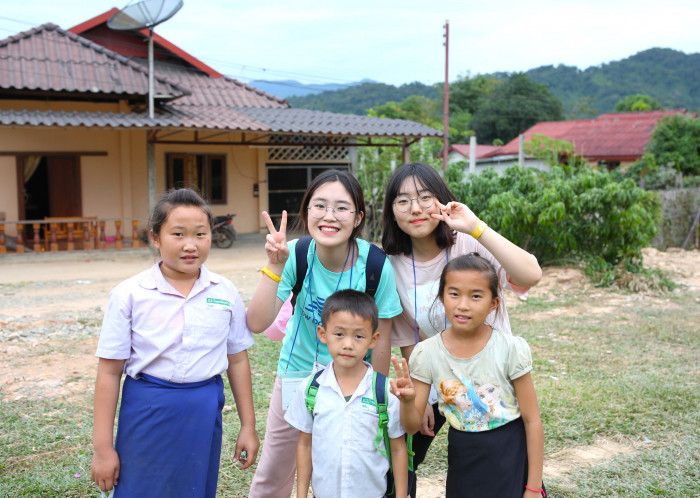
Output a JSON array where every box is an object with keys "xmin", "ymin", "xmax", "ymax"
[{"xmin": 261, "ymin": 266, "xmax": 282, "ymax": 283}]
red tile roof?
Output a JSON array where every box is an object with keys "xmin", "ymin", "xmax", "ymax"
[
  {"xmin": 443, "ymin": 144, "xmax": 502, "ymax": 160},
  {"xmin": 0, "ymin": 23, "xmax": 188, "ymax": 99},
  {"xmin": 487, "ymin": 110, "xmax": 690, "ymax": 161},
  {"xmin": 0, "ymin": 17, "xmax": 440, "ymax": 138}
]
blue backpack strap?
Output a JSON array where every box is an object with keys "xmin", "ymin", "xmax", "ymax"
[
  {"xmin": 365, "ymin": 243, "xmax": 386, "ymax": 298},
  {"xmin": 304, "ymin": 369, "xmax": 324, "ymax": 417},
  {"xmin": 291, "ymin": 235, "xmax": 312, "ymax": 308}
]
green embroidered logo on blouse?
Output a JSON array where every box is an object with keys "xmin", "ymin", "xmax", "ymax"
[{"xmin": 207, "ymin": 298, "xmax": 230, "ymax": 310}]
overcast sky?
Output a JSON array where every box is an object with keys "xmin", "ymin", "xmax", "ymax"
[{"xmin": 1, "ymin": 0, "xmax": 698, "ymax": 87}]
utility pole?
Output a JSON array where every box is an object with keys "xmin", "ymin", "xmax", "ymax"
[{"xmin": 443, "ymin": 20, "xmax": 449, "ymax": 173}]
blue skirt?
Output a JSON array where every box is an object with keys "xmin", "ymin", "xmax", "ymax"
[{"xmin": 113, "ymin": 373, "xmax": 225, "ymax": 498}]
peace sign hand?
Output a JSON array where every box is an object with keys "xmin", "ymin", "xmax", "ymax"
[
  {"xmin": 389, "ymin": 355, "xmax": 416, "ymax": 403},
  {"xmin": 431, "ymin": 200, "xmax": 480, "ymax": 235},
  {"xmin": 262, "ymin": 210, "xmax": 289, "ymax": 268}
]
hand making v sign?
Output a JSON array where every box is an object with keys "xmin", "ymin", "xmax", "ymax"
[{"xmin": 262, "ymin": 210, "xmax": 290, "ymax": 270}]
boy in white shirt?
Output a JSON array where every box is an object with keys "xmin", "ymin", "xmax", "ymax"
[{"xmin": 285, "ymin": 289, "xmax": 408, "ymax": 498}]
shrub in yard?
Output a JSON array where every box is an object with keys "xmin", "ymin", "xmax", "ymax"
[{"xmin": 446, "ymin": 162, "xmax": 662, "ymax": 268}]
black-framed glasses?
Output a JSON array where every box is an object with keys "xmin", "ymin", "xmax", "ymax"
[
  {"xmin": 307, "ymin": 203, "xmax": 356, "ymax": 221},
  {"xmin": 393, "ymin": 193, "xmax": 435, "ymax": 212}
]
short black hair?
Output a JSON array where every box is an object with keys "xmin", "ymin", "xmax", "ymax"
[
  {"xmin": 321, "ymin": 289, "xmax": 379, "ymax": 332},
  {"xmin": 149, "ymin": 188, "xmax": 214, "ymax": 238},
  {"xmin": 381, "ymin": 162, "xmax": 457, "ymax": 255}
]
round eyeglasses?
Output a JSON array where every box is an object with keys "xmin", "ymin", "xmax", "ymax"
[
  {"xmin": 307, "ymin": 203, "xmax": 356, "ymax": 221},
  {"xmin": 393, "ymin": 193, "xmax": 436, "ymax": 212}
]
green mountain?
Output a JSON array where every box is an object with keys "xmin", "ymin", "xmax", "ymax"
[
  {"xmin": 526, "ymin": 48, "xmax": 700, "ymax": 115},
  {"xmin": 287, "ymin": 81, "xmax": 440, "ymax": 115},
  {"xmin": 287, "ymin": 48, "xmax": 700, "ymax": 117}
]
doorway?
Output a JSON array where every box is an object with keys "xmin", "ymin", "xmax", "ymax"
[
  {"xmin": 20, "ymin": 155, "xmax": 82, "ymax": 221},
  {"xmin": 19, "ymin": 155, "xmax": 82, "ymax": 241}
]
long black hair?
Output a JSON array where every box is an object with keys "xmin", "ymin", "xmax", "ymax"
[{"xmin": 381, "ymin": 162, "xmax": 457, "ymax": 255}]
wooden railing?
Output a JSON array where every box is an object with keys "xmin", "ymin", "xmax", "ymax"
[{"xmin": 0, "ymin": 218, "xmax": 148, "ymax": 254}]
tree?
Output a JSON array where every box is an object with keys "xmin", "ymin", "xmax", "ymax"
[
  {"xmin": 613, "ymin": 94, "xmax": 664, "ymax": 112},
  {"xmin": 646, "ymin": 113, "xmax": 700, "ymax": 176},
  {"xmin": 449, "ymin": 73, "xmax": 500, "ymax": 115},
  {"xmin": 469, "ymin": 73, "xmax": 564, "ymax": 144},
  {"xmin": 368, "ymin": 95, "xmax": 441, "ymax": 127}
]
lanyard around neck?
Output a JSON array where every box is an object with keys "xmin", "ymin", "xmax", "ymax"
[
  {"xmin": 285, "ymin": 241, "xmax": 354, "ymax": 372},
  {"xmin": 411, "ymin": 244, "xmax": 449, "ymax": 344}
]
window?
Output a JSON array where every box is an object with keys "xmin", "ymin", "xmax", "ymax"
[{"xmin": 166, "ymin": 154, "xmax": 226, "ymax": 204}]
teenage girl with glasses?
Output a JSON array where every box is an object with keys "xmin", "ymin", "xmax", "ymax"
[
  {"xmin": 246, "ymin": 169, "xmax": 403, "ymax": 497},
  {"xmin": 381, "ymin": 162, "xmax": 542, "ymax": 497}
]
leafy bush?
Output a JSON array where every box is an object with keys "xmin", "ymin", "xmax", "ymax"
[{"xmin": 446, "ymin": 162, "xmax": 662, "ymax": 266}]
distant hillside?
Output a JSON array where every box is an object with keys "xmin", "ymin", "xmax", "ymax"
[
  {"xmin": 284, "ymin": 48, "xmax": 700, "ymax": 116},
  {"xmin": 287, "ymin": 81, "xmax": 441, "ymax": 115},
  {"xmin": 248, "ymin": 79, "xmax": 373, "ymax": 99},
  {"xmin": 526, "ymin": 48, "xmax": 700, "ymax": 115}
]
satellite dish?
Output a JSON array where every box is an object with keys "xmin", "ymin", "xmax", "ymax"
[{"xmin": 108, "ymin": 0, "xmax": 184, "ymax": 118}]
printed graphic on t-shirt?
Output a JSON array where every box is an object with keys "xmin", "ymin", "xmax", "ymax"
[
  {"xmin": 439, "ymin": 376, "xmax": 517, "ymax": 432},
  {"xmin": 302, "ymin": 296, "xmax": 325, "ymax": 326},
  {"xmin": 409, "ymin": 280, "xmax": 445, "ymax": 338}
]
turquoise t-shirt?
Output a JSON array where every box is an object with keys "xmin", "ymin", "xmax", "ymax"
[{"xmin": 276, "ymin": 238, "xmax": 402, "ymax": 377}]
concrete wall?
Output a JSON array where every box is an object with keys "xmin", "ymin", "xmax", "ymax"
[{"xmin": 0, "ymin": 126, "xmax": 264, "ymax": 235}]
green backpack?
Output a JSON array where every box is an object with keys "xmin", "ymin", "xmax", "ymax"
[{"xmin": 304, "ymin": 369, "xmax": 414, "ymax": 497}]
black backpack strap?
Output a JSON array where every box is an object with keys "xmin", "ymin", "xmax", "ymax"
[
  {"xmin": 364, "ymin": 243, "xmax": 386, "ymax": 298},
  {"xmin": 291, "ymin": 235, "xmax": 313, "ymax": 308}
]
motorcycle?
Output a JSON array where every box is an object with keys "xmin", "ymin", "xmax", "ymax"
[{"xmin": 212, "ymin": 214, "xmax": 237, "ymax": 249}]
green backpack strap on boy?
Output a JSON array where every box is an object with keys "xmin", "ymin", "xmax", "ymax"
[{"xmin": 304, "ymin": 369, "xmax": 414, "ymax": 497}]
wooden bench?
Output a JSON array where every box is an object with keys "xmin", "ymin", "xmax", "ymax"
[{"xmin": 43, "ymin": 217, "xmax": 97, "ymax": 251}]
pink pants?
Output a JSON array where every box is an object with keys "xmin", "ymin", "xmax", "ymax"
[{"xmin": 248, "ymin": 376, "xmax": 300, "ymax": 498}]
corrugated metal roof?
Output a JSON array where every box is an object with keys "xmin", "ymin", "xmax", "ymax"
[
  {"xmin": 238, "ymin": 107, "xmax": 441, "ymax": 137},
  {"xmin": 0, "ymin": 23, "xmax": 188, "ymax": 98},
  {"xmin": 0, "ymin": 105, "xmax": 441, "ymax": 137},
  {"xmin": 488, "ymin": 110, "xmax": 689, "ymax": 160}
]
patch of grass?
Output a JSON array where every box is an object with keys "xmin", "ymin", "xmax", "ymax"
[
  {"xmin": 547, "ymin": 437, "xmax": 700, "ymax": 497},
  {"xmin": 2, "ymin": 286, "xmax": 698, "ymax": 496}
]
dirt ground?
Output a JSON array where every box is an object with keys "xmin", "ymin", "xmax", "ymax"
[{"xmin": 1, "ymin": 236, "xmax": 699, "ymax": 497}]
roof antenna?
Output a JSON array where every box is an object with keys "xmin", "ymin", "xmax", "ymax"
[{"xmin": 107, "ymin": 0, "xmax": 184, "ymax": 119}]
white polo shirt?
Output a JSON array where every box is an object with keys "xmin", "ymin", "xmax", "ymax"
[
  {"xmin": 96, "ymin": 263, "xmax": 254, "ymax": 383},
  {"xmin": 285, "ymin": 362, "xmax": 404, "ymax": 498}
]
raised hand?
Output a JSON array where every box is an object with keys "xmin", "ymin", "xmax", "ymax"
[
  {"xmin": 430, "ymin": 200, "xmax": 481, "ymax": 235},
  {"xmin": 262, "ymin": 210, "xmax": 289, "ymax": 267},
  {"xmin": 389, "ymin": 356, "xmax": 416, "ymax": 402}
]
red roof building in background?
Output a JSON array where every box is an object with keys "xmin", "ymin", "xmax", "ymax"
[
  {"xmin": 483, "ymin": 110, "xmax": 691, "ymax": 165},
  {"xmin": 442, "ymin": 143, "xmax": 502, "ymax": 161}
]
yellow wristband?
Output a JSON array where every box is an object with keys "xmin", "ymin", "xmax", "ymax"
[
  {"xmin": 261, "ymin": 266, "xmax": 282, "ymax": 283},
  {"xmin": 471, "ymin": 221, "xmax": 487, "ymax": 240}
]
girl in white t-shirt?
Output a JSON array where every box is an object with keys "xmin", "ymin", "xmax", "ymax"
[
  {"xmin": 391, "ymin": 253, "xmax": 545, "ymax": 497},
  {"xmin": 381, "ymin": 162, "xmax": 542, "ymax": 496},
  {"xmin": 91, "ymin": 188, "xmax": 258, "ymax": 497}
]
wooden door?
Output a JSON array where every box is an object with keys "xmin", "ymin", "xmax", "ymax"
[{"xmin": 47, "ymin": 156, "xmax": 82, "ymax": 217}]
